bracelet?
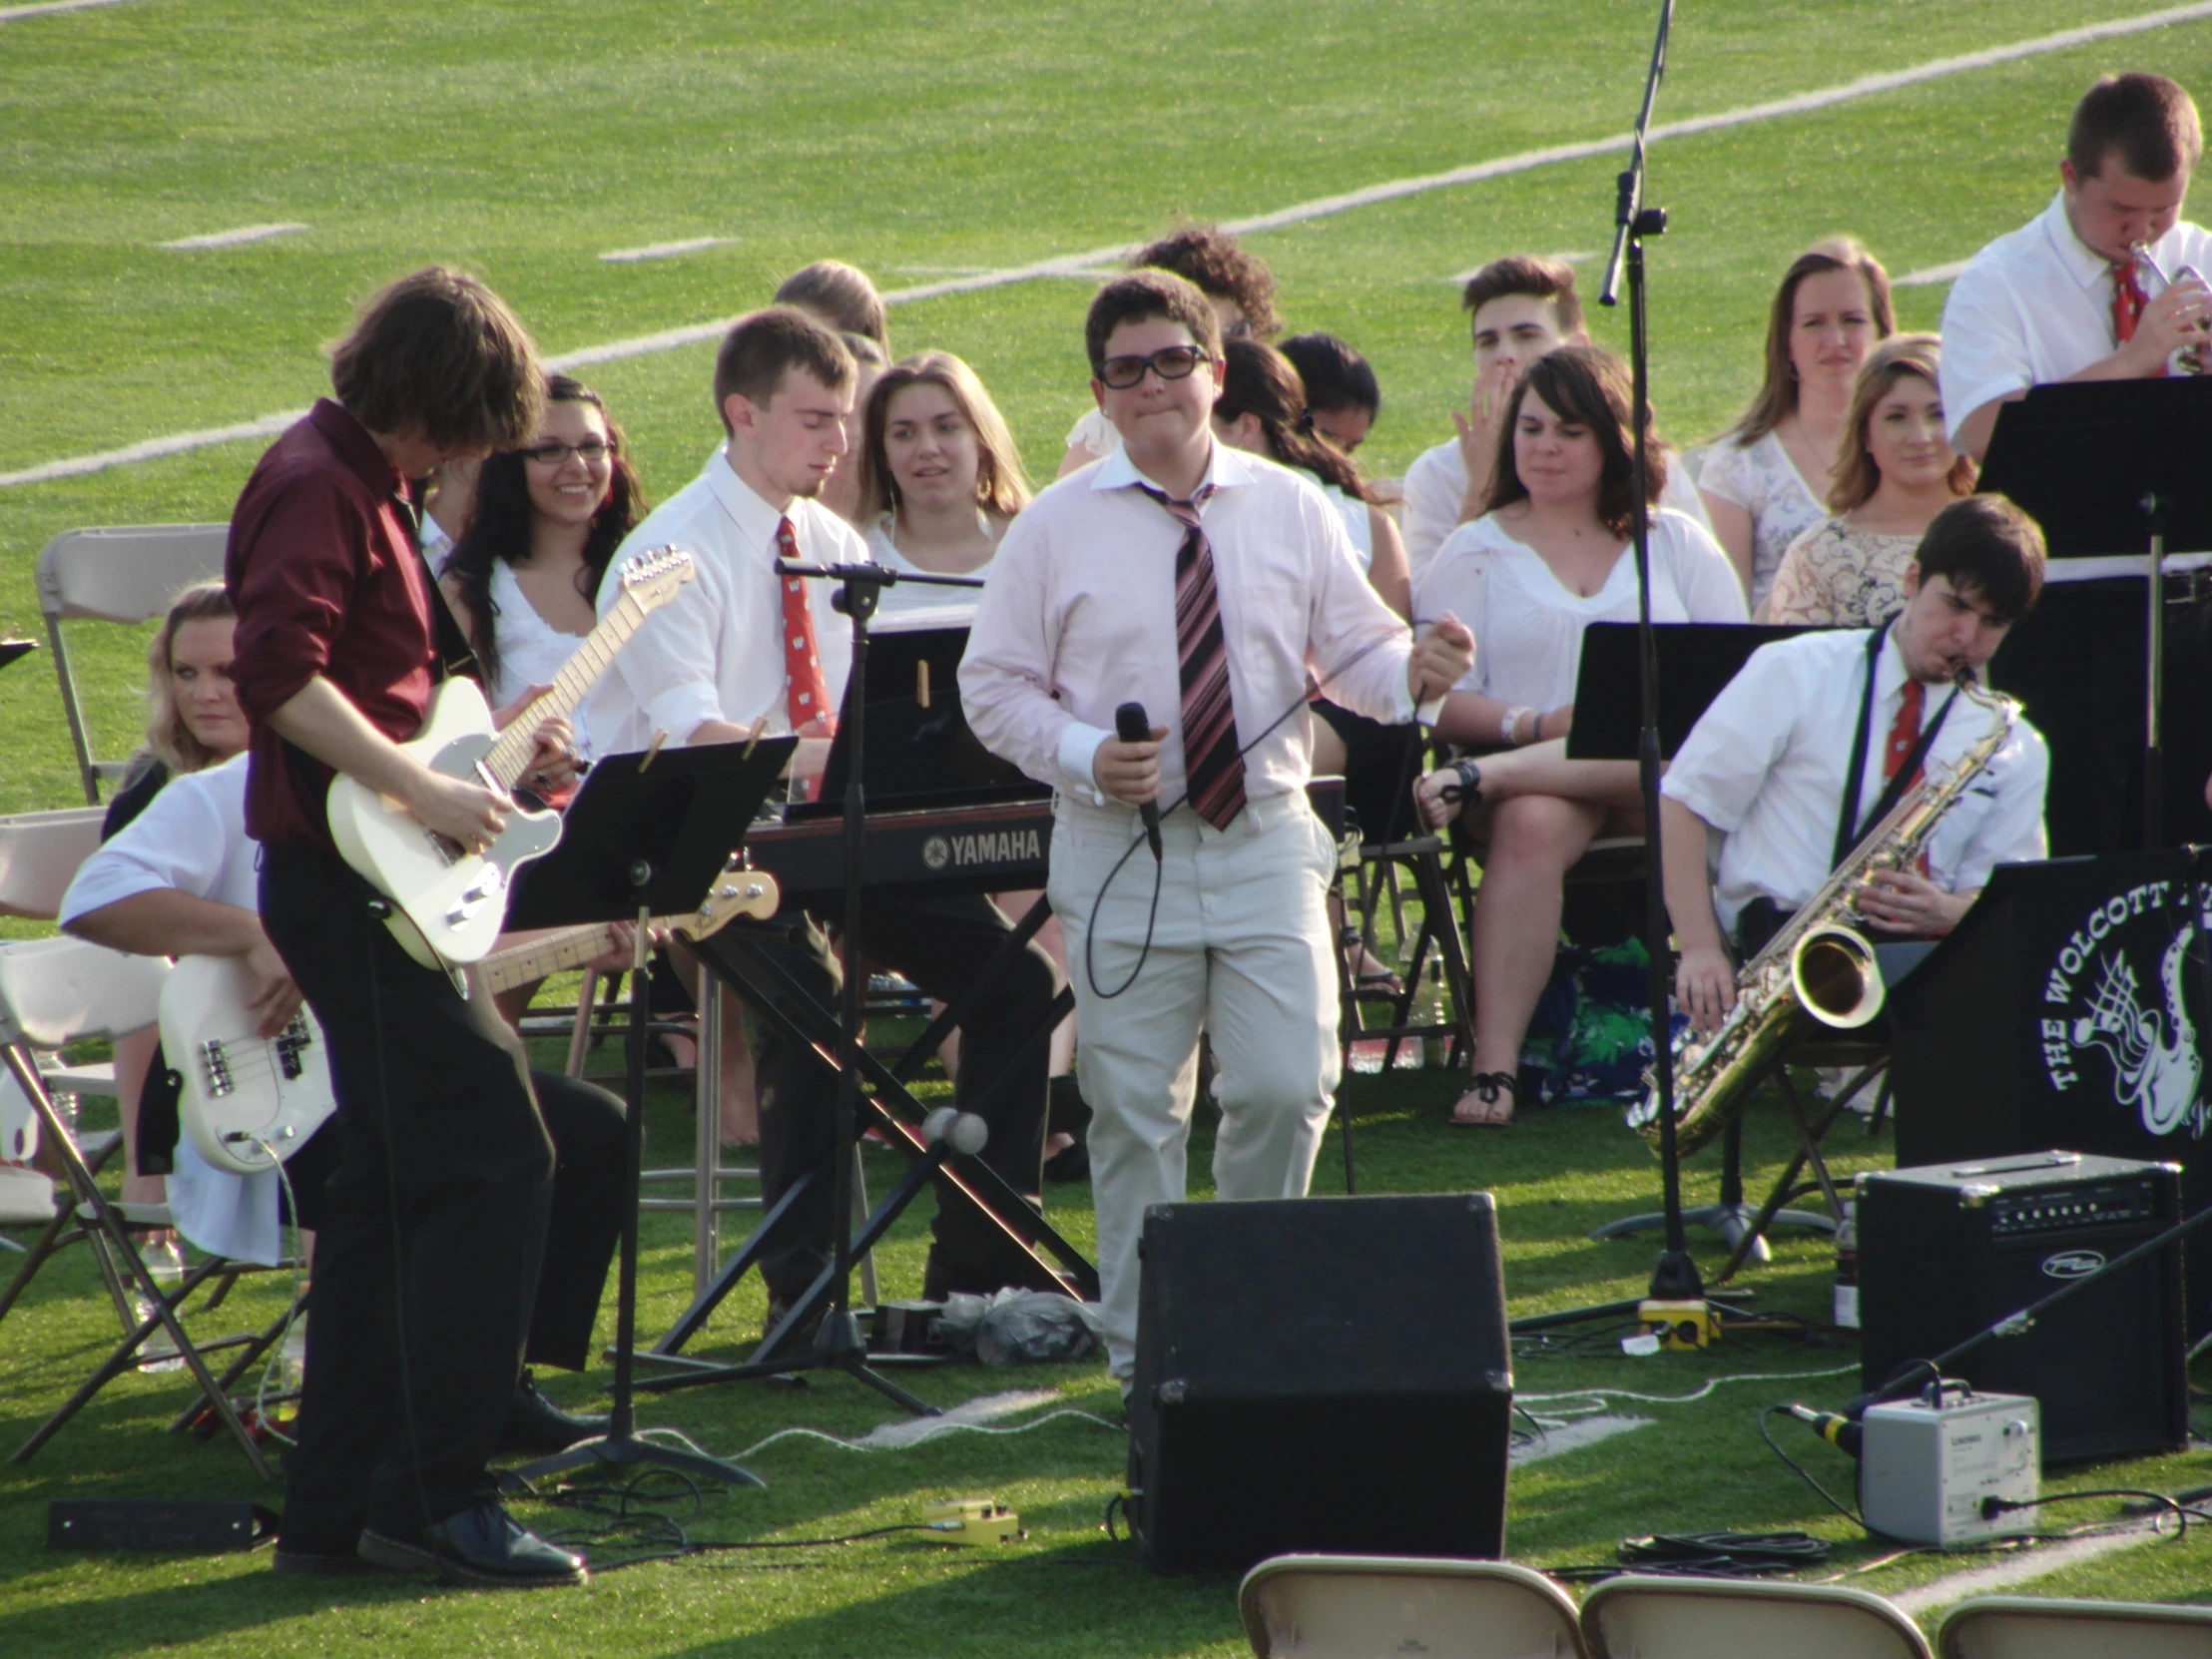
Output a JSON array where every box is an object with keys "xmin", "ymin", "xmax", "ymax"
[{"xmin": 1502, "ymin": 705, "xmax": 1535, "ymax": 747}]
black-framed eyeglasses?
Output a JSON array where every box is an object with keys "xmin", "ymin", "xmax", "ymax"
[
  {"xmin": 1095, "ymin": 344, "xmax": 1214, "ymax": 390},
  {"xmin": 521, "ymin": 437, "xmax": 614, "ymax": 465}
]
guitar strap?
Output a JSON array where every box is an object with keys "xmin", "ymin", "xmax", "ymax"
[{"xmin": 401, "ymin": 482, "xmax": 482, "ymax": 688}]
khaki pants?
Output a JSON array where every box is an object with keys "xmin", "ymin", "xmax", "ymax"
[{"xmin": 1049, "ymin": 791, "xmax": 1343, "ymax": 1380}]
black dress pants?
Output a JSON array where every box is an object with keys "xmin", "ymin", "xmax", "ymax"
[
  {"xmin": 713, "ymin": 889, "xmax": 1057, "ymax": 1305},
  {"xmin": 261, "ymin": 845, "xmax": 555, "ymax": 1543},
  {"xmin": 285, "ymin": 1066, "xmax": 621, "ymax": 1374}
]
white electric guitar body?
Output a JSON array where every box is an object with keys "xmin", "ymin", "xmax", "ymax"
[
  {"xmin": 163, "ymin": 954, "xmax": 336, "ymax": 1177},
  {"xmin": 326, "ymin": 547, "xmax": 695, "ymax": 968}
]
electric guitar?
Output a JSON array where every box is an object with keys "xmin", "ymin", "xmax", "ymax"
[
  {"xmin": 167, "ymin": 863, "xmax": 779, "ymax": 1177},
  {"xmin": 162, "ymin": 955, "xmax": 336, "ymax": 1178},
  {"xmin": 326, "ymin": 547, "xmax": 694, "ymax": 968}
]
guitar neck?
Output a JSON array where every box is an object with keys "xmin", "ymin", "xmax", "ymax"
[
  {"xmin": 480, "ymin": 592, "xmax": 651, "ymax": 789},
  {"xmin": 482, "ymin": 916, "xmax": 674, "ymax": 996}
]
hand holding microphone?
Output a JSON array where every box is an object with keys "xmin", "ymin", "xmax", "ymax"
[{"xmin": 1099, "ymin": 702, "xmax": 1168, "ymax": 858}]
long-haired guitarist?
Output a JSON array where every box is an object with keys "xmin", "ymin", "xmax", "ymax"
[
  {"xmin": 223, "ymin": 268, "xmax": 588, "ymax": 1589},
  {"xmin": 1659, "ymin": 496, "xmax": 2052, "ymax": 1036}
]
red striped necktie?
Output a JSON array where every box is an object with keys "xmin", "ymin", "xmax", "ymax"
[
  {"xmin": 1139, "ymin": 483, "xmax": 1247, "ymax": 830},
  {"xmin": 2112, "ymin": 259, "xmax": 2149, "ymax": 348}
]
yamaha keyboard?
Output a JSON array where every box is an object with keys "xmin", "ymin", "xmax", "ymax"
[{"xmin": 741, "ymin": 779, "xmax": 1347, "ymax": 908}]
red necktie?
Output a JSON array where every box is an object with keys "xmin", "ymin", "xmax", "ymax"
[
  {"xmin": 776, "ymin": 516, "xmax": 833, "ymax": 738},
  {"xmin": 1139, "ymin": 484, "xmax": 1247, "ymax": 830},
  {"xmin": 2113, "ymin": 260, "xmax": 2149, "ymax": 347},
  {"xmin": 1884, "ymin": 678, "xmax": 1925, "ymax": 789}
]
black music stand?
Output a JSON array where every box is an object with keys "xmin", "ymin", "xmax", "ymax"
[
  {"xmin": 503, "ymin": 739, "xmax": 791, "ymax": 1488},
  {"xmin": 1980, "ymin": 377, "xmax": 2212, "ymax": 848}
]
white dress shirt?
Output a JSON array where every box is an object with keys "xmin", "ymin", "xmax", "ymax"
[
  {"xmin": 59, "ymin": 756, "xmax": 284, "ymax": 1267},
  {"xmin": 962, "ymin": 443, "xmax": 1425, "ymax": 808},
  {"xmin": 1400, "ymin": 434, "xmax": 1713, "ymax": 583},
  {"xmin": 864, "ymin": 515, "xmax": 992, "ymax": 623},
  {"xmin": 1940, "ymin": 191, "xmax": 2212, "ymax": 578},
  {"xmin": 1416, "ymin": 508, "xmax": 1746, "ymax": 712},
  {"xmin": 588, "ymin": 452, "xmax": 868, "ymax": 755},
  {"xmin": 1661, "ymin": 628, "xmax": 2049, "ymax": 936}
]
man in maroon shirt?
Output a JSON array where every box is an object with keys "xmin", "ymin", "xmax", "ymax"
[{"xmin": 227, "ymin": 267, "xmax": 586, "ymax": 1589}]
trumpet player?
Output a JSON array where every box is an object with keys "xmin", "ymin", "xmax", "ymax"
[{"xmin": 1659, "ymin": 497, "xmax": 2051, "ymax": 1034}]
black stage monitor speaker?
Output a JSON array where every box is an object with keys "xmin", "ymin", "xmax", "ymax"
[
  {"xmin": 1858, "ymin": 1151, "xmax": 2187, "ymax": 1464},
  {"xmin": 1126, "ymin": 1192, "xmax": 1512, "ymax": 1573}
]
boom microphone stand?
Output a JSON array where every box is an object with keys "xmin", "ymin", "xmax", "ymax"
[{"xmin": 1513, "ymin": 0, "xmax": 1703, "ymax": 1333}]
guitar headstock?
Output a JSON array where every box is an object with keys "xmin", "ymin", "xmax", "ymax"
[
  {"xmin": 616, "ymin": 546, "xmax": 698, "ymax": 615},
  {"xmin": 673, "ymin": 862, "xmax": 781, "ymax": 945}
]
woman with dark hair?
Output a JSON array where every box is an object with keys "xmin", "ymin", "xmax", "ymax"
[
  {"xmin": 1056, "ymin": 224, "xmax": 1282, "ymax": 477},
  {"xmin": 439, "ymin": 373, "xmax": 645, "ymax": 730},
  {"xmin": 1412, "ymin": 346, "xmax": 1743, "ymax": 1125},
  {"xmin": 1278, "ymin": 331, "xmax": 1382, "ymax": 456},
  {"xmin": 1700, "ymin": 238, "xmax": 1896, "ymax": 610},
  {"xmin": 1763, "ymin": 333, "xmax": 1976, "ymax": 626}
]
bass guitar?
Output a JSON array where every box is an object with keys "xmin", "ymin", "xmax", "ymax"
[{"xmin": 327, "ymin": 547, "xmax": 694, "ymax": 968}]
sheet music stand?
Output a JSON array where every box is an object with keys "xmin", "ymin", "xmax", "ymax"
[
  {"xmin": 1980, "ymin": 377, "xmax": 2212, "ymax": 848},
  {"xmin": 1566, "ymin": 623, "xmax": 1818, "ymax": 761},
  {"xmin": 502, "ymin": 738, "xmax": 791, "ymax": 1488}
]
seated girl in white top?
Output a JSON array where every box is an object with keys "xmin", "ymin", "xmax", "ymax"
[
  {"xmin": 1761, "ymin": 333, "xmax": 1977, "ymax": 626},
  {"xmin": 438, "ymin": 372, "xmax": 646, "ymax": 732},
  {"xmin": 858, "ymin": 350, "xmax": 1032, "ymax": 619},
  {"xmin": 1699, "ymin": 238, "xmax": 1894, "ymax": 612},
  {"xmin": 1412, "ymin": 346, "xmax": 1746, "ymax": 1126}
]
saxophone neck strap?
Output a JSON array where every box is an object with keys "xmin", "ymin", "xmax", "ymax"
[{"xmin": 1831, "ymin": 621, "xmax": 1959, "ymax": 871}]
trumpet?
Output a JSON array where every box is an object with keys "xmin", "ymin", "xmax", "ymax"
[{"xmin": 2129, "ymin": 242, "xmax": 2209, "ymax": 373}]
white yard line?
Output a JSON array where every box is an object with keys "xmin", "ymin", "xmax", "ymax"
[
  {"xmin": 1898, "ymin": 259, "xmax": 1974, "ymax": 287},
  {"xmin": 0, "ymin": 0, "xmax": 140, "ymax": 21},
  {"xmin": 598, "ymin": 237, "xmax": 734, "ymax": 264},
  {"xmin": 1512, "ymin": 1413, "xmax": 1651, "ymax": 1465},
  {"xmin": 1889, "ymin": 1523, "xmax": 2166, "ymax": 1614},
  {"xmin": 10, "ymin": 1, "xmax": 2212, "ymax": 489},
  {"xmin": 160, "ymin": 223, "xmax": 309, "ymax": 251}
]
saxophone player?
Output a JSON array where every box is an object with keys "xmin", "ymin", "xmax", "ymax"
[{"xmin": 1659, "ymin": 496, "xmax": 2051, "ymax": 1035}]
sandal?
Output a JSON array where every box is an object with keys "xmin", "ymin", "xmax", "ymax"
[{"xmin": 1450, "ymin": 1070, "xmax": 1517, "ymax": 1128}]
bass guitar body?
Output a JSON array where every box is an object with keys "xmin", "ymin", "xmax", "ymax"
[
  {"xmin": 162, "ymin": 954, "xmax": 337, "ymax": 1177},
  {"xmin": 326, "ymin": 677, "xmax": 562, "ymax": 968}
]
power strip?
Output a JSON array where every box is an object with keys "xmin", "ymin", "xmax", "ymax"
[{"xmin": 924, "ymin": 1499, "xmax": 1022, "ymax": 1545}]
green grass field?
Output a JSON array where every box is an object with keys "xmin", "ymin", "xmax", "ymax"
[{"xmin": 8, "ymin": 1, "xmax": 2212, "ymax": 1652}]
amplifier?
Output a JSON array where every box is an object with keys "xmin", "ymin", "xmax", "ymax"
[
  {"xmin": 1126, "ymin": 1193, "xmax": 1512, "ymax": 1573},
  {"xmin": 1857, "ymin": 1151, "xmax": 2186, "ymax": 1464}
]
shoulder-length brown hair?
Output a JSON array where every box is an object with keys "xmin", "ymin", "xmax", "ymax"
[
  {"xmin": 1483, "ymin": 345, "xmax": 1667, "ymax": 539},
  {"xmin": 143, "ymin": 583, "xmax": 237, "ymax": 775},
  {"xmin": 329, "ymin": 266, "xmax": 544, "ymax": 455},
  {"xmin": 1725, "ymin": 238, "xmax": 1896, "ymax": 447},
  {"xmin": 858, "ymin": 351, "xmax": 1033, "ymax": 521},
  {"xmin": 1828, "ymin": 333, "xmax": 1977, "ymax": 512}
]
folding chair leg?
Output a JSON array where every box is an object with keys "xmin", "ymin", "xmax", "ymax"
[
  {"xmin": 1774, "ymin": 1070, "xmax": 1848, "ymax": 1219},
  {"xmin": 172, "ymin": 1292, "xmax": 305, "ymax": 1435},
  {"xmin": 567, "ymin": 968, "xmax": 600, "ymax": 1079},
  {"xmin": 1408, "ymin": 851, "xmax": 1477, "ymax": 1065}
]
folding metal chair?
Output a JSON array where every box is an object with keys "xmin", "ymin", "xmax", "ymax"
[
  {"xmin": 1936, "ymin": 1593, "xmax": 2212, "ymax": 1658},
  {"xmin": 1581, "ymin": 1574, "xmax": 1932, "ymax": 1659},
  {"xmin": 0, "ymin": 806, "xmax": 106, "ymax": 920},
  {"xmin": 0, "ymin": 935, "xmax": 283, "ymax": 1480},
  {"xmin": 1239, "ymin": 1553, "xmax": 1588, "ymax": 1659},
  {"xmin": 35, "ymin": 523, "xmax": 228, "ymax": 803}
]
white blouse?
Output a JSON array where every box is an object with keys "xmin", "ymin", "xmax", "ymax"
[
  {"xmin": 1415, "ymin": 508, "xmax": 1748, "ymax": 713},
  {"xmin": 58, "ymin": 757, "xmax": 284, "ymax": 1267},
  {"xmin": 1697, "ymin": 429, "xmax": 1827, "ymax": 614},
  {"xmin": 1065, "ymin": 405, "xmax": 1121, "ymax": 463},
  {"xmin": 482, "ymin": 559, "xmax": 590, "ymax": 724},
  {"xmin": 863, "ymin": 516, "xmax": 993, "ymax": 622}
]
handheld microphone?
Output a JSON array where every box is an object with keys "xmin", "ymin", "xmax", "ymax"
[{"xmin": 1115, "ymin": 701, "xmax": 1164, "ymax": 860}]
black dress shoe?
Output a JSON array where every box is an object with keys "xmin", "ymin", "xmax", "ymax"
[
  {"xmin": 357, "ymin": 1501, "xmax": 587, "ymax": 1588},
  {"xmin": 496, "ymin": 1371, "xmax": 610, "ymax": 1455}
]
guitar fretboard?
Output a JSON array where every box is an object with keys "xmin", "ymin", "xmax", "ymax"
[{"xmin": 481, "ymin": 589, "xmax": 654, "ymax": 789}]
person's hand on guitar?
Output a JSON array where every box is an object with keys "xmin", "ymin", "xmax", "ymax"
[
  {"xmin": 582, "ymin": 920, "xmax": 670, "ymax": 975},
  {"xmin": 243, "ymin": 934, "xmax": 305, "ymax": 1038},
  {"xmin": 492, "ymin": 683, "xmax": 582, "ymax": 796},
  {"xmin": 401, "ymin": 764, "xmax": 510, "ymax": 855}
]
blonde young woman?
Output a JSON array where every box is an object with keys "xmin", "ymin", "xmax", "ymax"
[
  {"xmin": 1760, "ymin": 334, "xmax": 1977, "ymax": 626},
  {"xmin": 1700, "ymin": 238, "xmax": 1896, "ymax": 611}
]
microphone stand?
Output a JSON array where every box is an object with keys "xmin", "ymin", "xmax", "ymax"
[{"xmin": 1512, "ymin": 0, "xmax": 1703, "ymax": 1334}]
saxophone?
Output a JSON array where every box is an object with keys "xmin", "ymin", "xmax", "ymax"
[{"xmin": 1626, "ymin": 677, "xmax": 2019, "ymax": 1158}]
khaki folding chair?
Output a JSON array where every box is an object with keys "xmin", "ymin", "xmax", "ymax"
[
  {"xmin": 1936, "ymin": 1594, "xmax": 2212, "ymax": 1658},
  {"xmin": 0, "ymin": 806, "xmax": 106, "ymax": 919},
  {"xmin": 1581, "ymin": 1575, "xmax": 1931, "ymax": 1659},
  {"xmin": 1239, "ymin": 1554, "xmax": 1588, "ymax": 1659},
  {"xmin": 0, "ymin": 935, "xmax": 282, "ymax": 1480},
  {"xmin": 35, "ymin": 523, "xmax": 228, "ymax": 803}
]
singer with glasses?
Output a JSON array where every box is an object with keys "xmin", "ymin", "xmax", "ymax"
[
  {"xmin": 963, "ymin": 271, "xmax": 1473, "ymax": 1390},
  {"xmin": 1939, "ymin": 71, "xmax": 2212, "ymax": 853}
]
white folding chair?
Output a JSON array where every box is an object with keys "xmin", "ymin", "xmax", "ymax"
[
  {"xmin": 0, "ymin": 806, "xmax": 106, "ymax": 920},
  {"xmin": 0, "ymin": 935, "xmax": 279, "ymax": 1480},
  {"xmin": 1936, "ymin": 1594, "xmax": 2212, "ymax": 1658},
  {"xmin": 35, "ymin": 523, "xmax": 229, "ymax": 803},
  {"xmin": 1581, "ymin": 1575, "xmax": 1931, "ymax": 1659},
  {"xmin": 1239, "ymin": 1554, "xmax": 1588, "ymax": 1659}
]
